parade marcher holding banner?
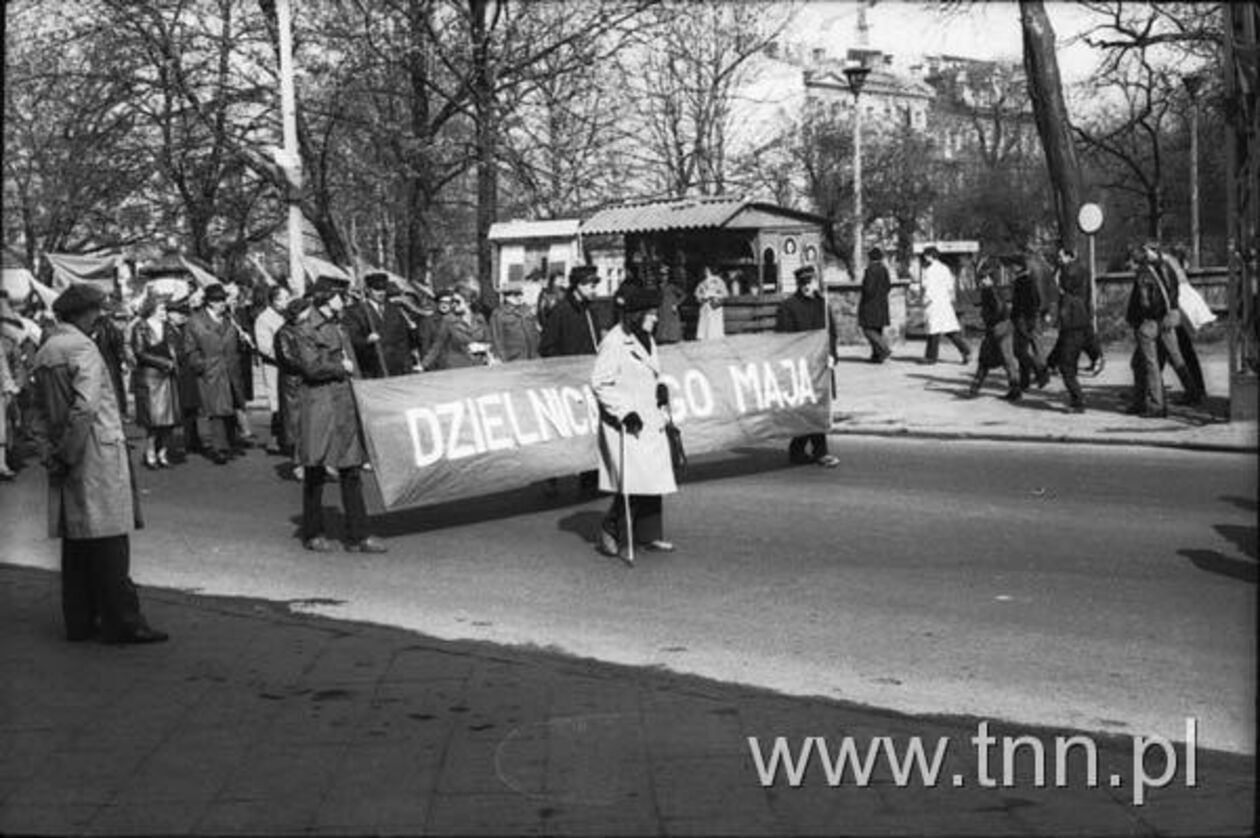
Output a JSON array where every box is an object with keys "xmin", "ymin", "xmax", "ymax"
[
  {"xmin": 130, "ymin": 294, "xmax": 181, "ymax": 469},
  {"xmin": 344, "ymin": 272, "xmax": 416, "ymax": 379},
  {"xmin": 253, "ymin": 285, "xmax": 291, "ymax": 454},
  {"xmin": 776, "ymin": 265, "xmax": 839, "ymax": 468},
  {"xmin": 183, "ymin": 283, "xmax": 246, "ymax": 464},
  {"xmin": 292, "ymin": 277, "xmax": 385, "ymax": 553},
  {"xmin": 31, "ymin": 283, "xmax": 168, "ymax": 644},
  {"xmin": 591, "ymin": 285, "xmax": 677, "ymax": 565},
  {"xmin": 489, "ymin": 281, "xmax": 540, "ymax": 362}
]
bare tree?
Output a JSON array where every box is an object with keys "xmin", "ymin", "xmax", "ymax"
[{"xmin": 619, "ymin": 0, "xmax": 795, "ymax": 198}]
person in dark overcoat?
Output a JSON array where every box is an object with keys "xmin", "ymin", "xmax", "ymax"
[
  {"xmin": 966, "ymin": 273, "xmax": 1022, "ymax": 401},
  {"xmin": 857, "ymin": 247, "xmax": 892, "ymax": 363},
  {"xmin": 1012, "ymin": 250, "xmax": 1050, "ymax": 389},
  {"xmin": 1054, "ymin": 264, "xmax": 1103, "ymax": 413},
  {"xmin": 489, "ymin": 281, "xmax": 540, "ymax": 362},
  {"xmin": 291, "ymin": 278, "xmax": 385, "ymax": 554},
  {"xmin": 182, "ymin": 283, "xmax": 246, "ymax": 463},
  {"xmin": 272, "ymin": 297, "xmax": 310, "ymax": 468},
  {"xmin": 130, "ymin": 294, "xmax": 181, "ymax": 468},
  {"xmin": 344, "ymin": 272, "xmax": 417, "ymax": 378},
  {"xmin": 776, "ymin": 265, "xmax": 839, "ymax": 468},
  {"xmin": 539, "ymin": 266, "xmax": 602, "ymax": 358},
  {"xmin": 420, "ymin": 288, "xmax": 492, "ymax": 369},
  {"xmin": 30, "ymin": 283, "xmax": 167, "ymax": 644},
  {"xmin": 89, "ymin": 304, "xmax": 129, "ymax": 421},
  {"xmin": 539, "ymin": 265, "xmax": 603, "ymax": 494}
]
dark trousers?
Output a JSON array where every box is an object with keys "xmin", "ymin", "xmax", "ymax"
[
  {"xmin": 61, "ymin": 535, "xmax": 144, "ymax": 641},
  {"xmin": 1159, "ymin": 324, "xmax": 1206, "ymax": 398},
  {"xmin": 1057, "ymin": 330, "xmax": 1097, "ymax": 407},
  {"xmin": 925, "ymin": 332, "xmax": 970, "ymax": 362},
  {"xmin": 602, "ymin": 494, "xmax": 663, "ymax": 547},
  {"xmin": 788, "ymin": 433, "xmax": 828, "ymax": 462},
  {"xmin": 182, "ymin": 410, "xmax": 202, "ymax": 454},
  {"xmin": 1012, "ymin": 317, "xmax": 1047, "ymax": 388},
  {"xmin": 971, "ymin": 322, "xmax": 1020, "ymax": 393},
  {"xmin": 1130, "ymin": 320, "xmax": 1165, "ymax": 413},
  {"xmin": 862, "ymin": 327, "xmax": 890, "ymax": 360},
  {"xmin": 302, "ymin": 466, "xmax": 368, "ymax": 543},
  {"xmin": 206, "ymin": 415, "xmax": 231, "ymax": 455}
]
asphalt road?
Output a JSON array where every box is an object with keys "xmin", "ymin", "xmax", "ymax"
[{"xmin": 2, "ymin": 436, "xmax": 1255, "ymax": 754}]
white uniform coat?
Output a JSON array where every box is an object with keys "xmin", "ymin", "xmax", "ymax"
[
  {"xmin": 922, "ymin": 260, "xmax": 961, "ymax": 335},
  {"xmin": 591, "ymin": 324, "xmax": 677, "ymax": 497}
]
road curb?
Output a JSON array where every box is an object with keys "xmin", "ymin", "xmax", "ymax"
[{"xmin": 829, "ymin": 425, "xmax": 1259, "ymax": 455}]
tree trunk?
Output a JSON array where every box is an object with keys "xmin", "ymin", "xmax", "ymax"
[
  {"xmin": 1019, "ymin": 0, "xmax": 1083, "ymax": 251},
  {"xmin": 398, "ymin": 0, "xmax": 433, "ymax": 281},
  {"xmin": 471, "ymin": 0, "xmax": 497, "ymax": 301}
]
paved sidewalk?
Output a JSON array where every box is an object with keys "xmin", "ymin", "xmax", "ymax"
[
  {"xmin": 830, "ymin": 340, "xmax": 1257, "ymax": 453},
  {"xmin": 0, "ymin": 564, "xmax": 1253, "ymax": 836}
]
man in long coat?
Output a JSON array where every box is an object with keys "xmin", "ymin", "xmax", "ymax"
[
  {"xmin": 857, "ymin": 247, "xmax": 892, "ymax": 363},
  {"xmin": 776, "ymin": 265, "xmax": 839, "ymax": 468},
  {"xmin": 343, "ymin": 272, "xmax": 417, "ymax": 378},
  {"xmin": 1012, "ymin": 250, "xmax": 1050, "ymax": 389},
  {"xmin": 291, "ymin": 277, "xmax": 385, "ymax": 553},
  {"xmin": 31, "ymin": 283, "xmax": 167, "ymax": 644},
  {"xmin": 182, "ymin": 283, "xmax": 245, "ymax": 464}
]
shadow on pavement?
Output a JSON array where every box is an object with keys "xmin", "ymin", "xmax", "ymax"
[{"xmin": 1181, "ymin": 548, "xmax": 1258, "ymax": 583}]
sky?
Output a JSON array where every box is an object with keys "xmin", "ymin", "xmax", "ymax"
[{"xmin": 784, "ymin": 0, "xmax": 1107, "ymax": 85}]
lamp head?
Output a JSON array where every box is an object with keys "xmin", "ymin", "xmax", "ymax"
[{"xmin": 843, "ymin": 63, "xmax": 871, "ymax": 97}]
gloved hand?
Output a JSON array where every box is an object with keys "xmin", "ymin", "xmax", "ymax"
[
  {"xmin": 656, "ymin": 382, "xmax": 669, "ymax": 408},
  {"xmin": 622, "ymin": 411, "xmax": 643, "ymax": 435}
]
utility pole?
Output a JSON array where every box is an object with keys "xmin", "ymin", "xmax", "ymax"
[
  {"xmin": 844, "ymin": 62, "xmax": 871, "ymax": 283},
  {"xmin": 277, "ymin": 0, "xmax": 304, "ymax": 295}
]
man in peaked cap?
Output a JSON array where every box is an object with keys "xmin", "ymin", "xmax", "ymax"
[
  {"xmin": 31, "ymin": 282, "xmax": 169, "ymax": 643},
  {"xmin": 343, "ymin": 271, "xmax": 417, "ymax": 378},
  {"xmin": 776, "ymin": 265, "xmax": 839, "ymax": 468}
]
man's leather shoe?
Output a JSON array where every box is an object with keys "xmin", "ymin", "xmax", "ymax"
[
  {"xmin": 1002, "ymin": 388, "xmax": 1023, "ymax": 402},
  {"xmin": 642, "ymin": 540, "xmax": 675, "ymax": 552},
  {"xmin": 209, "ymin": 451, "xmax": 229, "ymax": 465},
  {"xmin": 304, "ymin": 536, "xmax": 336, "ymax": 552},
  {"xmin": 345, "ymin": 536, "xmax": 387, "ymax": 554},
  {"xmin": 104, "ymin": 625, "xmax": 169, "ymax": 645}
]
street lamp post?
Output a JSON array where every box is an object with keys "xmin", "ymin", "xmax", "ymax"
[
  {"xmin": 1183, "ymin": 73, "xmax": 1203, "ymax": 268},
  {"xmin": 843, "ymin": 62, "xmax": 871, "ymax": 283}
]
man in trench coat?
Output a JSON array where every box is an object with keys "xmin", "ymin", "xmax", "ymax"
[
  {"xmin": 31, "ymin": 283, "xmax": 168, "ymax": 644},
  {"xmin": 182, "ymin": 283, "xmax": 246, "ymax": 464},
  {"xmin": 291, "ymin": 277, "xmax": 386, "ymax": 554}
]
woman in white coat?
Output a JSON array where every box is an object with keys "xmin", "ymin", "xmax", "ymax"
[
  {"xmin": 920, "ymin": 246, "xmax": 972, "ymax": 364},
  {"xmin": 694, "ymin": 267, "xmax": 729, "ymax": 340},
  {"xmin": 591, "ymin": 285, "xmax": 677, "ymax": 564}
]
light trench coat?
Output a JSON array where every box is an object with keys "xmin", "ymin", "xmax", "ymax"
[
  {"xmin": 591, "ymin": 324, "xmax": 677, "ymax": 497},
  {"xmin": 32, "ymin": 324, "xmax": 137, "ymax": 539},
  {"xmin": 694, "ymin": 274, "xmax": 729, "ymax": 340},
  {"xmin": 921, "ymin": 260, "xmax": 962, "ymax": 335}
]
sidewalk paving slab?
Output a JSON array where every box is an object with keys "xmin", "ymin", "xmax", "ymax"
[{"xmin": 1, "ymin": 564, "xmax": 1253, "ymax": 836}]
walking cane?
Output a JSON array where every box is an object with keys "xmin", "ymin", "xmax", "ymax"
[{"xmin": 620, "ymin": 425, "xmax": 634, "ymax": 566}]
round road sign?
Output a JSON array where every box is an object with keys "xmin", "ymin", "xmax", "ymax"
[{"xmin": 1077, "ymin": 203, "xmax": 1103, "ymax": 235}]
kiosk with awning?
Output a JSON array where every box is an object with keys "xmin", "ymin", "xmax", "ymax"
[{"xmin": 579, "ymin": 196, "xmax": 827, "ymax": 299}]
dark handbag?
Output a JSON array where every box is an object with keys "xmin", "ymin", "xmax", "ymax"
[{"xmin": 665, "ymin": 420, "xmax": 686, "ymax": 475}]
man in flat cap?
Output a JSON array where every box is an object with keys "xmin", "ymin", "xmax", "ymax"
[
  {"xmin": 344, "ymin": 272, "xmax": 417, "ymax": 378},
  {"xmin": 290, "ymin": 277, "xmax": 385, "ymax": 553},
  {"xmin": 182, "ymin": 282, "xmax": 247, "ymax": 464},
  {"xmin": 775, "ymin": 265, "xmax": 839, "ymax": 467},
  {"xmin": 30, "ymin": 283, "xmax": 168, "ymax": 643}
]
